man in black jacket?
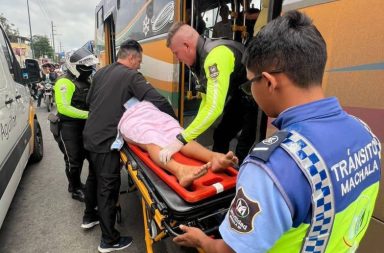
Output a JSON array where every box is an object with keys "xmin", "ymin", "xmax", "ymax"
[{"xmin": 82, "ymin": 39, "xmax": 176, "ymax": 253}]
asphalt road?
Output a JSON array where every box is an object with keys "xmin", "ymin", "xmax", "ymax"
[{"xmin": 0, "ymin": 104, "xmax": 194, "ymax": 253}]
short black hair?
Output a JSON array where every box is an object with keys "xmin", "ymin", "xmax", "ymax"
[
  {"xmin": 117, "ymin": 39, "xmax": 143, "ymax": 59},
  {"xmin": 243, "ymin": 10, "xmax": 327, "ymax": 88}
]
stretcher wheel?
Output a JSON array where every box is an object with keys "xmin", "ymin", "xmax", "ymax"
[
  {"xmin": 145, "ymin": 202, "xmax": 158, "ymax": 239},
  {"xmin": 149, "ymin": 219, "xmax": 157, "ymax": 239}
]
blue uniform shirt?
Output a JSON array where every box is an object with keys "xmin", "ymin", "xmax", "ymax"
[{"xmin": 219, "ymin": 97, "xmax": 381, "ymax": 252}]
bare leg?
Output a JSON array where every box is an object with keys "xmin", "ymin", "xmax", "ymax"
[
  {"xmin": 139, "ymin": 143, "xmax": 209, "ymax": 188},
  {"xmin": 180, "ymin": 141, "xmax": 238, "ymax": 172}
]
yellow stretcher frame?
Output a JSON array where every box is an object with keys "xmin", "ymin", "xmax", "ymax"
[{"xmin": 120, "ymin": 147, "xmax": 225, "ymax": 253}]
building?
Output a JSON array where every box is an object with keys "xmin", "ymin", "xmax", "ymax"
[{"xmin": 10, "ymin": 35, "xmax": 32, "ymax": 68}]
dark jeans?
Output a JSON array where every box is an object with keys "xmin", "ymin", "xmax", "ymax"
[
  {"xmin": 212, "ymin": 93, "xmax": 259, "ymax": 164},
  {"xmin": 84, "ymin": 150, "xmax": 121, "ymax": 244},
  {"xmin": 54, "ymin": 120, "xmax": 87, "ymax": 189},
  {"xmin": 37, "ymin": 90, "xmax": 43, "ymax": 106}
]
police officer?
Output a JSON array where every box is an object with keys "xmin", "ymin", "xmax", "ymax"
[
  {"xmin": 162, "ymin": 22, "xmax": 259, "ymax": 164},
  {"xmin": 172, "ymin": 11, "xmax": 381, "ymax": 253},
  {"xmin": 51, "ymin": 47, "xmax": 98, "ymax": 202}
]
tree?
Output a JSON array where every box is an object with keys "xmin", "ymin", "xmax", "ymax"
[
  {"xmin": 32, "ymin": 35, "xmax": 54, "ymax": 59},
  {"xmin": 0, "ymin": 13, "xmax": 19, "ymax": 42}
]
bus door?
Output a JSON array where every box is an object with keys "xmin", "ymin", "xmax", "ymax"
[
  {"xmin": 95, "ymin": 1, "xmax": 117, "ymax": 67},
  {"xmin": 104, "ymin": 16, "xmax": 116, "ymax": 64},
  {"xmin": 181, "ymin": 0, "xmax": 275, "ymax": 145}
]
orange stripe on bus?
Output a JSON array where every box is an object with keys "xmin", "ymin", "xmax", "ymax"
[
  {"xmin": 142, "ymin": 39, "xmax": 176, "ymax": 64},
  {"xmin": 146, "ymin": 76, "xmax": 178, "ymax": 93}
]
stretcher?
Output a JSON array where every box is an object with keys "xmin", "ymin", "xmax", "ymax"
[{"xmin": 120, "ymin": 144, "xmax": 238, "ymax": 253}]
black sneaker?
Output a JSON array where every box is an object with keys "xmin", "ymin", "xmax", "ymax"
[
  {"xmin": 98, "ymin": 236, "xmax": 133, "ymax": 253},
  {"xmin": 81, "ymin": 216, "xmax": 99, "ymax": 229},
  {"xmin": 68, "ymin": 183, "xmax": 85, "ymax": 193},
  {"xmin": 72, "ymin": 188, "xmax": 85, "ymax": 202}
]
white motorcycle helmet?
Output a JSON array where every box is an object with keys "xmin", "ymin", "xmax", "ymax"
[{"xmin": 65, "ymin": 47, "xmax": 99, "ymax": 78}]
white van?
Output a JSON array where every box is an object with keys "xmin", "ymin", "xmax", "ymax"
[{"xmin": 0, "ymin": 25, "xmax": 43, "ymax": 228}]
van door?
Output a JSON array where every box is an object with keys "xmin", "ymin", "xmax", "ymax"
[
  {"xmin": 0, "ymin": 54, "xmax": 15, "ymax": 167},
  {"xmin": 0, "ymin": 28, "xmax": 20, "ymax": 214},
  {"xmin": 0, "ymin": 25, "xmax": 33, "ymax": 227},
  {"xmin": 0, "ymin": 30, "xmax": 17, "ymax": 168},
  {"xmin": 0, "ymin": 26, "xmax": 30, "ymax": 152}
]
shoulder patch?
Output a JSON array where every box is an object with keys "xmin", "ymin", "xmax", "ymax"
[
  {"xmin": 228, "ymin": 187, "xmax": 261, "ymax": 233},
  {"xmin": 208, "ymin": 63, "xmax": 219, "ymax": 79},
  {"xmin": 249, "ymin": 131, "xmax": 289, "ymax": 162}
]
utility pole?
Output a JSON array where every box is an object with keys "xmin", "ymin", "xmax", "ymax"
[
  {"xmin": 51, "ymin": 21, "xmax": 56, "ymax": 61},
  {"xmin": 27, "ymin": 0, "xmax": 34, "ymax": 58}
]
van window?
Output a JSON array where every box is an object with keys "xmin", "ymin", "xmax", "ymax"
[
  {"xmin": 0, "ymin": 63, "xmax": 6, "ymax": 90},
  {"xmin": 0, "ymin": 29, "xmax": 22, "ymax": 84},
  {"xmin": 0, "ymin": 31, "xmax": 14, "ymax": 74}
]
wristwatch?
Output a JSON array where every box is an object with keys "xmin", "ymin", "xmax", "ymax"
[{"xmin": 176, "ymin": 133, "xmax": 188, "ymax": 145}]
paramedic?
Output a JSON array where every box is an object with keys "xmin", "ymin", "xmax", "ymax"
[
  {"xmin": 52, "ymin": 47, "xmax": 98, "ymax": 202},
  {"xmin": 173, "ymin": 10, "xmax": 381, "ymax": 253},
  {"xmin": 82, "ymin": 39, "xmax": 176, "ymax": 252},
  {"xmin": 163, "ymin": 22, "xmax": 259, "ymax": 164}
]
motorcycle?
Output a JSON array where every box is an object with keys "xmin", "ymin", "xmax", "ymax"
[
  {"xmin": 27, "ymin": 82, "xmax": 39, "ymax": 100},
  {"xmin": 42, "ymin": 81, "xmax": 54, "ymax": 112}
]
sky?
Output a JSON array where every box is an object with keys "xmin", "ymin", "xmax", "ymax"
[{"xmin": 1, "ymin": 0, "xmax": 100, "ymax": 52}]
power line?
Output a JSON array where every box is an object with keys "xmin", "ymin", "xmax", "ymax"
[{"xmin": 35, "ymin": 0, "xmax": 51, "ymax": 24}]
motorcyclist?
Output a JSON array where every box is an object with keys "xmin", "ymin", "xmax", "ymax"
[
  {"xmin": 36, "ymin": 64, "xmax": 51, "ymax": 107},
  {"xmin": 50, "ymin": 47, "xmax": 98, "ymax": 202}
]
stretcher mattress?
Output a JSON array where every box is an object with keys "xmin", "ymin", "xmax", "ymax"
[
  {"xmin": 122, "ymin": 145, "xmax": 237, "ymax": 220},
  {"xmin": 128, "ymin": 144, "xmax": 238, "ymax": 203}
]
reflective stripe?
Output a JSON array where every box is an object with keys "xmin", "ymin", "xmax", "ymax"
[{"xmin": 281, "ymin": 130, "xmax": 335, "ymax": 253}]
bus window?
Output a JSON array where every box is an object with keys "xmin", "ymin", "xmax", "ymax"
[
  {"xmin": 185, "ymin": 4, "xmax": 207, "ymax": 36},
  {"xmin": 253, "ymin": 0, "xmax": 269, "ymax": 36}
]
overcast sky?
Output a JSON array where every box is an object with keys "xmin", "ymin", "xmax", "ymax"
[{"xmin": 1, "ymin": 0, "xmax": 100, "ymax": 52}]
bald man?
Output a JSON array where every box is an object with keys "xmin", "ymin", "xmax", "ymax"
[{"xmin": 160, "ymin": 22, "xmax": 259, "ymax": 165}]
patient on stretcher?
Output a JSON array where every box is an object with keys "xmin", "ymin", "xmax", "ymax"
[{"xmin": 116, "ymin": 98, "xmax": 238, "ymax": 187}]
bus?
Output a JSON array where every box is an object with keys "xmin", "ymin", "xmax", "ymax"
[{"xmin": 94, "ymin": 0, "xmax": 383, "ymax": 251}]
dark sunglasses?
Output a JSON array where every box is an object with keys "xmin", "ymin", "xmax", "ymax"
[{"xmin": 240, "ymin": 69, "xmax": 284, "ymax": 96}]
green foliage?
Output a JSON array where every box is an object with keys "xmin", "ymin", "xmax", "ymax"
[
  {"xmin": 32, "ymin": 35, "xmax": 54, "ymax": 59},
  {"xmin": 1, "ymin": 13, "xmax": 54, "ymax": 59},
  {"xmin": 0, "ymin": 13, "xmax": 19, "ymax": 41}
]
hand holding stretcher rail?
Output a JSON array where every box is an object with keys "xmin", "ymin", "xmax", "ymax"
[{"xmin": 115, "ymin": 98, "xmax": 238, "ymax": 189}]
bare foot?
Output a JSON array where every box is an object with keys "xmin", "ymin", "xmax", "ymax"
[
  {"xmin": 211, "ymin": 151, "xmax": 238, "ymax": 173},
  {"xmin": 177, "ymin": 162, "xmax": 210, "ymax": 188}
]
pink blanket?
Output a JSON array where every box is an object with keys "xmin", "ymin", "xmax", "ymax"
[{"xmin": 118, "ymin": 101, "xmax": 182, "ymax": 148}]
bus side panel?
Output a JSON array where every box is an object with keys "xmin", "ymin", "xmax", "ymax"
[
  {"xmin": 95, "ymin": 0, "xmax": 180, "ymax": 110},
  {"xmin": 109, "ymin": 0, "xmax": 180, "ymax": 110},
  {"xmin": 140, "ymin": 38, "xmax": 180, "ymax": 112},
  {"xmin": 296, "ymin": 1, "xmax": 384, "ymax": 251}
]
